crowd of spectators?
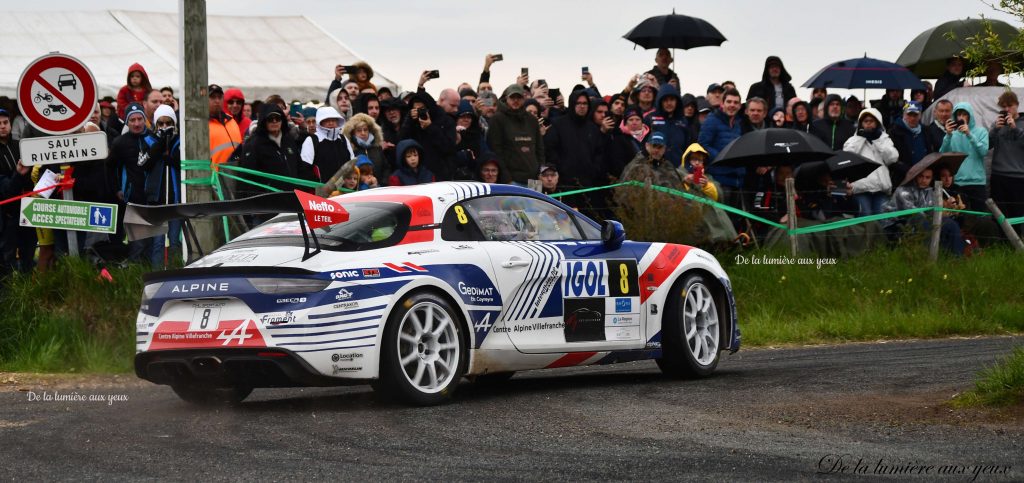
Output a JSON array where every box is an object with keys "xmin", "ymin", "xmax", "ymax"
[{"xmin": 0, "ymin": 50, "xmax": 1022, "ymax": 274}]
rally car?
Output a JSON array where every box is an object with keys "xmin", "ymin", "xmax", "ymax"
[{"xmin": 125, "ymin": 182, "xmax": 739, "ymax": 406}]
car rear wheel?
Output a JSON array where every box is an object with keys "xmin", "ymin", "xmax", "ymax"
[
  {"xmin": 376, "ymin": 292, "xmax": 467, "ymax": 405},
  {"xmin": 657, "ymin": 273, "xmax": 721, "ymax": 378},
  {"xmin": 171, "ymin": 383, "xmax": 252, "ymax": 406}
]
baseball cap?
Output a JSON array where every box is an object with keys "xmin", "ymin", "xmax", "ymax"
[
  {"xmin": 124, "ymin": 102, "xmax": 146, "ymax": 121},
  {"xmin": 539, "ymin": 163, "xmax": 558, "ymax": 176},
  {"xmin": 504, "ymin": 84, "xmax": 527, "ymax": 98},
  {"xmin": 649, "ymin": 132, "xmax": 667, "ymax": 145},
  {"xmin": 208, "ymin": 84, "xmax": 224, "ymax": 97},
  {"xmin": 903, "ymin": 101, "xmax": 922, "ymax": 114},
  {"xmin": 99, "ymin": 100, "xmax": 113, "ymax": 109},
  {"xmin": 707, "ymin": 83, "xmax": 724, "ymax": 93},
  {"xmin": 623, "ymin": 107, "xmax": 643, "ymax": 120},
  {"xmin": 0, "ymin": 108, "xmax": 9, "ymax": 119}
]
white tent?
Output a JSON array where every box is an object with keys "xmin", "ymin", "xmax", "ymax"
[{"xmin": 0, "ymin": 10, "xmax": 399, "ymax": 104}]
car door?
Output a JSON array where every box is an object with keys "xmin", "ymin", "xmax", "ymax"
[{"xmin": 451, "ymin": 195, "xmax": 644, "ymax": 353}]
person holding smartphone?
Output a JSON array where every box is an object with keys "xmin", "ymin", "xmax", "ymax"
[
  {"xmin": 989, "ymin": 91, "xmax": 1024, "ymax": 230},
  {"xmin": 940, "ymin": 101, "xmax": 989, "ymax": 211}
]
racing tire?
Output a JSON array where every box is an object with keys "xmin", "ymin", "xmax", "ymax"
[
  {"xmin": 656, "ymin": 273, "xmax": 721, "ymax": 378},
  {"xmin": 171, "ymin": 383, "xmax": 253, "ymax": 406},
  {"xmin": 376, "ymin": 291, "xmax": 467, "ymax": 405}
]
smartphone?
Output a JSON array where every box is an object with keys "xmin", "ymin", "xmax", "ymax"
[
  {"xmin": 426, "ymin": 70, "xmax": 440, "ymax": 79},
  {"xmin": 344, "ymin": 65, "xmax": 358, "ymax": 75},
  {"xmin": 536, "ymin": 79, "xmax": 547, "ymax": 87},
  {"xmin": 492, "ymin": 54, "xmax": 503, "ymax": 61},
  {"xmin": 582, "ymin": 66, "xmax": 589, "ymax": 75},
  {"xmin": 548, "ymin": 88, "xmax": 561, "ymax": 101},
  {"xmin": 289, "ymin": 104, "xmax": 302, "ymax": 117},
  {"xmin": 482, "ymin": 97, "xmax": 495, "ymax": 107},
  {"xmin": 521, "ymin": 67, "xmax": 528, "ymax": 76},
  {"xmin": 692, "ymin": 165, "xmax": 704, "ymax": 184}
]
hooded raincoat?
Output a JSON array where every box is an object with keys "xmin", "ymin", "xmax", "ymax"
[
  {"xmin": 939, "ymin": 102, "xmax": 989, "ymax": 187},
  {"xmin": 301, "ymin": 107, "xmax": 354, "ymax": 182},
  {"xmin": 844, "ymin": 108, "xmax": 900, "ymax": 195}
]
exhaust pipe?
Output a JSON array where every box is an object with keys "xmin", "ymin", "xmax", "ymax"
[{"xmin": 190, "ymin": 356, "xmax": 223, "ymax": 375}]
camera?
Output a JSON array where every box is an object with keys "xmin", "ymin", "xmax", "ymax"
[
  {"xmin": 343, "ymin": 65, "xmax": 358, "ymax": 75},
  {"xmin": 426, "ymin": 70, "xmax": 440, "ymax": 79},
  {"xmin": 418, "ymin": 107, "xmax": 430, "ymax": 121},
  {"xmin": 492, "ymin": 54, "xmax": 503, "ymax": 61}
]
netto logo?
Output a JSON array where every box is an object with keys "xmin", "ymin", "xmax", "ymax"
[{"xmin": 307, "ymin": 200, "xmax": 336, "ymax": 212}]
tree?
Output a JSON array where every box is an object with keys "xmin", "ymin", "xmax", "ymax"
[{"xmin": 954, "ymin": 2, "xmax": 1024, "ymax": 77}]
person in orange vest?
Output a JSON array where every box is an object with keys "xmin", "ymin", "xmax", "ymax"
[{"xmin": 208, "ymin": 84, "xmax": 242, "ymax": 167}]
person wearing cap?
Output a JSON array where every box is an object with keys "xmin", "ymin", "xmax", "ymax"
[
  {"xmin": 301, "ymin": 106, "xmax": 354, "ymax": 183},
  {"xmin": 696, "ymin": 97, "xmax": 713, "ymax": 125},
  {"xmin": 619, "ymin": 132, "xmax": 684, "ymax": 190},
  {"xmin": 889, "ymin": 101, "xmax": 933, "ymax": 189},
  {"xmin": 487, "ymin": 83, "xmax": 544, "ymax": 185},
  {"xmin": 537, "ymin": 163, "xmax": 561, "ymax": 195},
  {"xmin": 620, "ymin": 106, "xmax": 650, "ymax": 153},
  {"xmin": 0, "ymin": 107, "xmax": 35, "ymax": 274},
  {"xmin": 990, "ymin": 91, "xmax": 1024, "ymax": 231},
  {"xmin": 109, "ymin": 102, "xmax": 155, "ymax": 260},
  {"xmin": 629, "ymin": 83, "xmax": 658, "ymax": 116},
  {"xmin": 98, "ymin": 97, "xmax": 118, "ymax": 133},
  {"xmin": 207, "ymin": 84, "xmax": 243, "ymax": 168},
  {"xmin": 746, "ymin": 56, "xmax": 796, "ymax": 112},
  {"xmin": 706, "ymin": 84, "xmax": 724, "ymax": 109},
  {"xmin": 139, "ymin": 104, "xmax": 182, "ymax": 267},
  {"xmin": 301, "ymin": 106, "xmax": 318, "ymax": 135}
]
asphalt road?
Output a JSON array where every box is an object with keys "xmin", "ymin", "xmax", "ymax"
[{"xmin": 1, "ymin": 336, "xmax": 1022, "ymax": 481}]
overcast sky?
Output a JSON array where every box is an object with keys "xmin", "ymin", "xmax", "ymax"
[{"xmin": 10, "ymin": 0, "xmax": 1020, "ymax": 101}]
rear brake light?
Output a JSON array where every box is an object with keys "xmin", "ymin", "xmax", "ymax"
[
  {"xmin": 248, "ymin": 278, "xmax": 331, "ymax": 294},
  {"xmin": 257, "ymin": 352, "xmax": 288, "ymax": 358}
]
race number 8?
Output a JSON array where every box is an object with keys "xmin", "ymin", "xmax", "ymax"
[
  {"xmin": 619, "ymin": 263, "xmax": 629, "ymax": 294},
  {"xmin": 609, "ymin": 260, "xmax": 639, "ymax": 297},
  {"xmin": 200, "ymin": 309, "xmax": 211, "ymax": 329},
  {"xmin": 454, "ymin": 205, "xmax": 469, "ymax": 224}
]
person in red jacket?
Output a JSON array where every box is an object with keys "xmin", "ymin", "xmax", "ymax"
[
  {"xmin": 223, "ymin": 88, "xmax": 252, "ymax": 137},
  {"xmin": 116, "ymin": 63, "xmax": 152, "ymax": 120}
]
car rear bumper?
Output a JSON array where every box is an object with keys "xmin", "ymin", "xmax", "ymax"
[{"xmin": 135, "ymin": 348, "xmax": 370, "ymax": 388}]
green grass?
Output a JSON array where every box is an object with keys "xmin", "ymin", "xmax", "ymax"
[
  {"xmin": 0, "ymin": 258, "xmax": 146, "ymax": 373},
  {"xmin": 718, "ymin": 244, "xmax": 1024, "ymax": 346},
  {"xmin": 953, "ymin": 346, "xmax": 1024, "ymax": 407},
  {"xmin": 0, "ymin": 244, "xmax": 1022, "ymax": 374}
]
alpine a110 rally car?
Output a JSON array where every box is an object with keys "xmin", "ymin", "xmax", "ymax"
[{"xmin": 125, "ymin": 183, "xmax": 739, "ymax": 406}]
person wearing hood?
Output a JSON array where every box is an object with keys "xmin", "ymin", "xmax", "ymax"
[
  {"xmin": 681, "ymin": 143, "xmax": 718, "ymax": 201},
  {"xmin": 845, "ymin": 96, "xmax": 863, "ymax": 124},
  {"xmin": 810, "ymin": 94, "xmax": 856, "ymax": 150},
  {"xmin": 342, "ymin": 113, "xmax": 388, "ymax": 184},
  {"xmin": 301, "ymin": 106, "xmax": 354, "ymax": 182},
  {"xmin": 455, "ymin": 99, "xmax": 487, "ymax": 178},
  {"xmin": 746, "ymin": 56, "xmax": 797, "ymax": 112},
  {"xmin": 139, "ymin": 104, "xmax": 182, "ymax": 267},
  {"xmin": 233, "ymin": 104, "xmax": 310, "ymax": 199},
  {"xmin": 116, "ymin": 63, "xmax": 153, "ymax": 120},
  {"xmin": 769, "ymin": 106, "xmax": 788, "ymax": 128},
  {"xmin": 487, "ymin": 84, "xmax": 545, "ymax": 185},
  {"xmin": 354, "ymin": 155, "xmax": 379, "ymax": 190},
  {"xmin": 643, "ymin": 84, "xmax": 690, "ymax": 166},
  {"xmin": 889, "ymin": 101, "xmax": 933, "ymax": 188},
  {"xmin": 679, "ymin": 93, "xmax": 701, "ymax": 141},
  {"xmin": 790, "ymin": 100, "xmax": 812, "ymax": 132},
  {"xmin": 546, "ymin": 89, "xmax": 608, "ymax": 192},
  {"xmin": 389, "ymin": 139, "xmax": 435, "ymax": 186},
  {"xmin": 352, "ymin": 93, "xmax": 381, "ymax": 120},
  {"xmin": 223, "ymin": 88, "xmax": 251, "ymax": 138},
  {"xmin": 940, "ymin": 101, "xmax": 989, "ymax": 211},
  {"xmin": 598, "ymin": 99, "xmax": 638, "ymax": 180},
  {"xmin": 933, "ymin": 57, "xmax": 966, "ymax": 101},
  {"xmin": 872, "ymin": 89, "xmax": 906, "ymax": 131},
  {"xmin": 843, "ymin": 108, "xmax": 900, "ymax": 215},
  {"xmin": 328, "ymin": 88, "xmax": 353, "ymax": 121},
  {"xmin": 398, "ymin": 89, "xmax": 458, "ymax": 181},
  {"xmin": 882, "ymin": 166, "xmax": 965, "ymax": 255},
  {"xmin": 379, "ymin": 98, "xmax": 405, "ymax": 167}
]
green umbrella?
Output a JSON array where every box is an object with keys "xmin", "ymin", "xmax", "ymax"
[{"xmin": 896, "ymin": 18, "xmax": 1019, "ymax": 78}]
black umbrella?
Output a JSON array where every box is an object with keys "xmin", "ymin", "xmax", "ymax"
[
  {"xmin": 802, "ymin": 55, "xmax": 924, "ymax": 90},
  {"xmin": 623, "ymin": 11, "xmax": 727, "ymax": 50},
  {"xmin": 896, "ymin": 18, "xmax": 1020, "ymax": 78},
  {"xmin": 795, "ymin": 151, "xmax": 881, "ymax": 184},
  {"xmin": 711, "ymin": 128, "xmax": 835, "ymax": 168}
]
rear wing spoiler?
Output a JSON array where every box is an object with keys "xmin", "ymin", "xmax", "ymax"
[{"xmin": 124, "ymin": 190, "xmax": 348, "ymax": 262}]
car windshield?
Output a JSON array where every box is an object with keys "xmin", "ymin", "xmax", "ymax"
[{"xmin": 224, "ymin": 201, "xmax": 409, "ymax": 251}]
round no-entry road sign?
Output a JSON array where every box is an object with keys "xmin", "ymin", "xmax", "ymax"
[{"xmin": 16, "ymin": 53, "xmax": 98, "ymax": 135}]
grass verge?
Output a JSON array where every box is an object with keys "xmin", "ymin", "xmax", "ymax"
[{"xmin": 952, "ymin": 346, "xmax": 1024, "ymax": 407}]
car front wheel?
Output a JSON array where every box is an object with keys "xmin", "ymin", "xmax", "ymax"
[
  {"xmin": 657, "ymin": 273, "xmax": 721, "ymax": 378},
  {"xmin": 376, "ymin": 292, "xmax": 467, "ymax": 405}
]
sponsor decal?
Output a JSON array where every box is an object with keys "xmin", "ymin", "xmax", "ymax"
[
  {"xmin": 645, "ymin": 341, "xmax": 662, "ymax": 349},
  {"xmin": 332, "ymin": 365, "xmax": 362, "ymax": 374},
  {"xmin": 452, "ymin": 244, "xmax": 474, "ymax": 250},
  {"xmin": 605, "ymin": 325, "xmax": 641, "ymax": 341},
  {"xmin": 171, "ymin": 282, "xmax": 229, "ymax": 294},
  {"xmin": 459, "ymin": 281, "xmax": 496, "ymax": 304},
  {"xmin": 332, "ymin": 302, "xmax": 359, "ymax": 310},
  {"xmin": 335, "ymin": 288, "xmax": 353, "ymax": 301},
  {"xmin": 563, "ymin": 298, "xmax": 606, "ymax": 342},
  {"xmin": 614, "ymin": 297, "xmax": 632, "ymax": 313},
  {"xmin": 361, "ymin": 268, "xmax": 380, "ymax": 278},
  {"xmin": 608, "ymin": 314, "xmax": 639, "ymax": 326},
  {"xmin": 562, "ymin": 260, "xmax": 607, "ymax": 298},
  {"xmin": 532, "ymin": 265, "xmax": 561, "ymax": 310},
  {"xmin": 331, "ymin": 352, "xmax": 364, "ymax": 363},
  {"xmin": 260, "ymin": 311, "xmax": 296, "ymax": 325},
  {"xmin": 330, "ymin": 270, "xmax": 360, "ymax": 279},
  {"xmin": 407, "ymin": 249, "xmax": 438, "ymax": 255},
  {"xmin": 276, "ymin": 297, "xmax": 307, "ymax": 304}
]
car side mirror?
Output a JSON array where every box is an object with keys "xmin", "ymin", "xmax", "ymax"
[{"xmin": 601, "ymin": 220, "xmax": 625, "ymax": 249}]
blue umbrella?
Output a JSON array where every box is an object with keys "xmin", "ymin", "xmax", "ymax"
[{"xmin": 802, "ymin": 55, "xmax": 925, "ymax": 90}]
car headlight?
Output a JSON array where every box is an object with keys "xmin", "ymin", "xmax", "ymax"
[{"xmin": 248, "ymin": 278, "xmax": 332, "ymax": 294}]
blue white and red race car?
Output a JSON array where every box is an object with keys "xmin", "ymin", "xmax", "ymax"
[{"xmin": 126, "ymin": 182, "xmax": 739, "ymax": 405}]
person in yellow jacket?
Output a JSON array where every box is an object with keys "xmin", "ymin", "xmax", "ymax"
[{"xmin": 680, "ymin": 143, "xmax": 719, "ymax": 201}]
